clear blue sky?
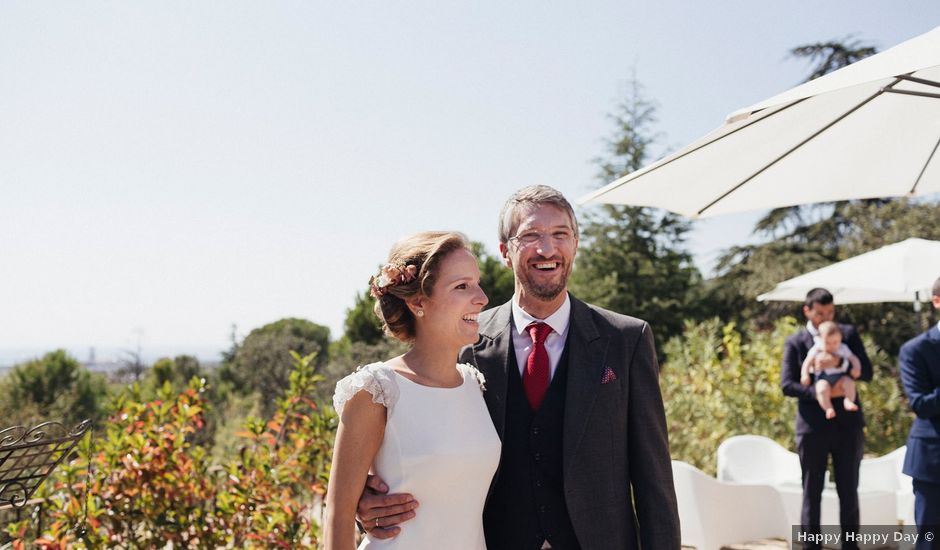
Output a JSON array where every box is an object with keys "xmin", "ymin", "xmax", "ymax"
[{"xmin": 2, "ymin": 1, "xmax": 937, "ymax": 362}]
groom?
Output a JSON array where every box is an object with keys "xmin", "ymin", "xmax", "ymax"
[{"xmin": 358, "ymin": 185, "xmax": 680, "ymax": 549}]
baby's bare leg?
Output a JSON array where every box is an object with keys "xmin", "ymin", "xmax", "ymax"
[
  {"xmin": 839, "ymin": 377, "xmax": 859, "ymax": 411},
  {"xmin": 815, "ymin": 379, "xmax": 836, "ymax": 419}
]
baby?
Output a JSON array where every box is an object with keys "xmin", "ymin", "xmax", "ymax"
[{"xmin": 800, "ymin": 320, "xmax": 862, "ymax": 419}]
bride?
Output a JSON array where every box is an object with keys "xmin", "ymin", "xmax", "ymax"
[{"xmin": 324, "ymin": 231, "xmax": 500, "ymax": 550}]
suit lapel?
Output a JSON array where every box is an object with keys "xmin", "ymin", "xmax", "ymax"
[
  {"xmin": 800, "ymin": 329, "xmax": 815, "ymax": 353},
  {"xmin": 472, "ymin": 301, "xmax": 513, "ymax": 439},
  {"xmin": 562, "ymin": 296, "xmax": 608, "ymax": 478}
]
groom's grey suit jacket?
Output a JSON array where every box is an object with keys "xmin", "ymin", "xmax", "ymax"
[{"xmin": 458, "ymin": 294, "xmax": 680, "ymax": 550}]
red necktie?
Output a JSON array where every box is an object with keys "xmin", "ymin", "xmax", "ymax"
[{"xmin": 524, "ymin": 322, "xmax": 552, "ymax": 410}]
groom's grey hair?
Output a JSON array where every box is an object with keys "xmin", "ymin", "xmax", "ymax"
[{"xmin": 497, "ymin": 185, "xmax": 579, "ymax": 244}]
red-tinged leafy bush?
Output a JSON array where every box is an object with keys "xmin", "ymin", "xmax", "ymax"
[{"xmin": 5, "ymin": 351, "xmax": 336, "ymax": 548}]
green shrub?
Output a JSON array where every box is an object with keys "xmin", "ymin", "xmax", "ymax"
[
  {"xmin": 856, "ymin": 344, "xmax": 912, "ymax": 456},
  {"xmin": 661, "ymin": 318, "xmax": 797, "ymax": 475}
]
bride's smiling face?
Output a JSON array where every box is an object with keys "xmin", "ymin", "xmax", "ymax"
[{"xmin": 413, "ymin": 248, "xmax": 488, "ymax": 348}]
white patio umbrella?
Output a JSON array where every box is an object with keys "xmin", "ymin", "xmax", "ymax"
[
  {"xmin": 579, "ymin": 25, "xmax": 940, "ymax": 218},
  {"xmin": 756, "ymin": 238, "xmax": 940, "ymax": 306}
]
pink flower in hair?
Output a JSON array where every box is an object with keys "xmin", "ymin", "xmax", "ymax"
[{"xmin": 369, "ymin": 263, "xmax": 418, "ymax": 298}]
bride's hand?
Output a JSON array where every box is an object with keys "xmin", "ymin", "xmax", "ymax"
[{"xmin": 357, "ymin": 474, "xmax": 419, "ymax": 539}]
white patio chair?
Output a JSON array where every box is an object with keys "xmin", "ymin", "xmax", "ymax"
[
  {"xmin": 716, "ymin": 434, "xmax": 898, "ymax": 528},
  {"xmin": 672, "ymin": 460, "xmax": 790, "ymax": 550},
  {"xmin": 859, "ymin": 446, "xmax": 914, "ymax": 525},
  {"xmin": 716, "ymin": 434, "xmax": 802, "ymax": 486}
]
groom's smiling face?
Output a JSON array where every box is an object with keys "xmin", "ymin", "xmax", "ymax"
[{"xmin": 500, "ymin": 204, "xmax": 578, "ymax": 303}]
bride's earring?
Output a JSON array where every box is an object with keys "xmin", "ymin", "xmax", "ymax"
[{"xmin": 416, "ymin": 310, "xmax": 424, "ymax": 317}]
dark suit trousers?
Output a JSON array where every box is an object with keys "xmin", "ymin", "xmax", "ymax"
[
  {"xmin": 797, "ymin": 428, "xmax": 864, "ymax": 550},
  {"xmin": 913, "ymin": 479, "xmax": 940, "ymax": 550}
]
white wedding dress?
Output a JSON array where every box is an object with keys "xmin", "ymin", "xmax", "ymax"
[{"xmin": 333, "ymin": 362, "xmax": 501, "ymax": 550}]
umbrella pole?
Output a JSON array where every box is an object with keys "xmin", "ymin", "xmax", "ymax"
[{"xmin": 915, "ymin": 291, "xmax": 926, "ymax": 332}]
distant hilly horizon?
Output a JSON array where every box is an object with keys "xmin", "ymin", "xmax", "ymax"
[{"xmin": 0, "ymin": 345, "xmax": 227, "ymax": 369}]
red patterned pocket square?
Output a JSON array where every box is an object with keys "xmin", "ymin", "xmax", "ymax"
[{"xmin": 601, "ymin": 366, "xmax": 617, "ymax": 384}]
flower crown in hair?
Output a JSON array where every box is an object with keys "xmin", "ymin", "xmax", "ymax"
[{"xmin": 369, "ymin": 263, "xmax": 418, "ymax": 298}]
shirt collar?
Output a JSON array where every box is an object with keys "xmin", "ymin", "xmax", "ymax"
[
  {"xmin": 512, "ymin": 293, "xmax": 571, "ymax": 337},
  {"xmin": 807, "ymin": 321, "xmax": 820, "ymax": 337}
]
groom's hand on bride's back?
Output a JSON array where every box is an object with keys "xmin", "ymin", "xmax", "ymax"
[{"xmin": 356, "ymin": 474, "xmax": 419, "ymax": 539}]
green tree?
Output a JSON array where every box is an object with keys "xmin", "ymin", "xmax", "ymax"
[
  {"xmin": 150, "ymin": 355, "xmax": 202, "ymax": 391},
  {"xmin": 221, "ymin": 318, "xmax": 330, "ymax": 416},
  {"xmin": 790, "ymin": 36, "xmax": 877, "ymax": 81},
  {"xmin": 570, "ymin": 78, "xmax": 702, "ymax": 352},
  {"xmin": 472, "ymin": 241, "xmax": 514, "ymax": 309},
  {"xmin": 0, "ymin": 350, "xmax": 107, "ymax": 428},
  {"xmin": 342, "ymin": 290, "xmax": 385, "ymax": 346}
]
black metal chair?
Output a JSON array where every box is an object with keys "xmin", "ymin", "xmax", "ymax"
[{"xmin": 0, "ymin": 420, "xmax": 92, "ymax": 510}]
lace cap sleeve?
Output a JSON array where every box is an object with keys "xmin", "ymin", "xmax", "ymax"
[{"xmin": 333, "ymin": 363, "xmax": 400, "ymax": 417}]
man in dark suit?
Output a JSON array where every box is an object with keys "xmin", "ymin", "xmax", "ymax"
[
  {"xmin": 357, "ymin": 185, "xmax": 680, "ymax": 549},
  {"xmin": 900, "ymin": 277, "xmax": 940, "ymax": 549},
  {"xmin": 781, "ymin": 288, "xmax": 873, "ymax": 550}
]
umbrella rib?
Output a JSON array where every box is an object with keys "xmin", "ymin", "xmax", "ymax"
[
  {"xmin": 696, "ymin": 78, "xmax": 902, "ymax": 218},
  {"xmin": 883, "ymin": 89, "xmax": 940, "ymax": 100},
  {"xmin": 895, "ymin": 74, "xmax": 940, "ymax": 89},
  {"xmin": 909, "ymin": 134, "xmax": 940, "ymax": 195},
  {"xmin": 584, "ymin": 97, "xmax": 812, "ymax": 204},
  {"xmin": 883, "ymin": 75, "xmax": 940, "ymax": 99},
  {"xmin": 650, "ymin": 98, "xmax": 813, "ymax": 172}
]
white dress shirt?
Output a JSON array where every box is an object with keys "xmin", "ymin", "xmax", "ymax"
[{"xmin": 510, "ymin": 294, "xmax": 571, "ymax": 381}]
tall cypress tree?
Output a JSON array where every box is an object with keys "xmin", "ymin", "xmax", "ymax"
[{"xmin": 570, "ymin": 78, "xmax": 701, "ymax": 355}]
